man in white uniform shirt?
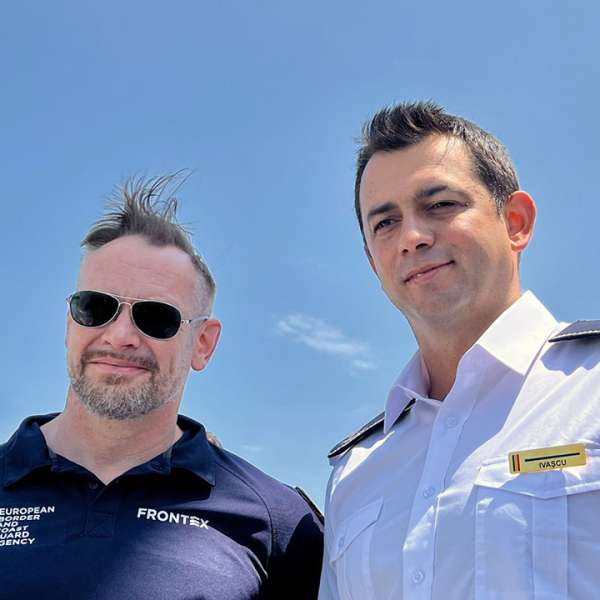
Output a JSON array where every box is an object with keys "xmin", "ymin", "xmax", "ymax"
[{"xmin": 318, "ymin": 101, "xmax": 600, "ymax": 600}]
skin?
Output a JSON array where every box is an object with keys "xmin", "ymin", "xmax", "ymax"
[
  {"xmin": 41, "ymin": 234, "xmax": 221, "ymax": 483},
  {"xmin": 360, "ymin": 135, "xmax": 536, "ymax": 399}
]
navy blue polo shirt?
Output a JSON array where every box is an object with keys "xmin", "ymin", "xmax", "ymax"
[{"xmin": 0, "ymin": 414, "xmax": 323, "ymax": 599}]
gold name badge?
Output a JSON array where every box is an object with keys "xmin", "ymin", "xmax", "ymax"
[{"xmin": 509, "ymin": 443, "xmax": 586, "ymax": 474}]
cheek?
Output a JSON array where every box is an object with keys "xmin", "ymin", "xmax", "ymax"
[
  {"xmin": 65, "ymin": 332, "xmax": 85, "ymax": 372},
  {"xmin": 475, "ymin": 231, "xmax": 513, "ymax": 263},
  {"xmin": 65, "ymin": 325, "xmax": 98, "ymax": 361},
  {"xmin": 461, "ymin": 235, "xmax": 514, "ymax": 285},
  {"xmin": 154, "ymin": 343, "xmax": 187, "ymax": 376},
  {"xmin": 177, "ymin": 335, "xmax": 197, "ymax": 372},
  {"xmin": 370, "ymin": 245, "xmax": 396, "ymax": 278},
  {"xmin": 65, "ymin": 325, "xmax": 82, "ymax": 356}
]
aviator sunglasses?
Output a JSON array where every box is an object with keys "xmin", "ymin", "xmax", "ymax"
[{"xmin": 67, "ymin": 290, "xmax": 209, "ymax": 340}]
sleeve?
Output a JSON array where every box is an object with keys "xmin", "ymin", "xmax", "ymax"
[{"xmin": 264, "ymin": 487, "xmax": 325, "ymax": 600}]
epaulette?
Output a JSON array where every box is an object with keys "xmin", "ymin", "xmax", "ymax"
[
  {"xmin": 295, "ymin": 487, "xmax": 324, "ymax": 525},
  {"xmin": 328, "ymin": 399, "xmax": 415, "ymax": 460},
  {"xmin": 549, "ymin": 320, "xmax": 600, "ymax": 343}
]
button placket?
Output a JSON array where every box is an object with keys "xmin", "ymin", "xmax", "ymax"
[
  {"xmin": 84, "ymin": 478, "xmax": 120, "ymax": 538},
  {"xmin": 422, "ymin": 486, "xmax": 436, "ymax": 499},
  {"xmin": 403, "ymin": 373, "xmax": 482, "ymax": 600},
  {"xmin": 412, "ymin": 569, "xmax": 425, "ymax": 584},
  {"xmin": 444, "ymin": 415, "xmax": 458, "ymax": 429}
]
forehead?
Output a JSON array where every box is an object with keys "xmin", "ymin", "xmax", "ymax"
[
  {"xmin": 360, "ymin": 136, "xmax": 482, "ymax": 206},
  {"xmin": 78, "ymin": 235, "xmax": 198, "ymax": 308}
]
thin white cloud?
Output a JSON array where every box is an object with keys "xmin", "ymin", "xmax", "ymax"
[
  {"xmin": 277, "ymin": 314, "xmax": 376, "ymax": 370},
  {"xmin": 351, "ymin": 359, "xmax": 376, "ymax": 371},
  {"xmin": 240, "ymin": 444, "xmax": 262, "ymax": 454}
]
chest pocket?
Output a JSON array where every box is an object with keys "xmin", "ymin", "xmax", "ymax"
[
  {"xmin": 473, "ymin": 450, "xmax": 600, "ymax": 600},
  {"xmin": 329, "ymin": 498, "xmax": 382, "ymax": 600}
]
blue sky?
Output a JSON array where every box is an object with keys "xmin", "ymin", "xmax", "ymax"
[{"xmin": 1, "ymin": 1, "xmax": 599, "ymax": 506}]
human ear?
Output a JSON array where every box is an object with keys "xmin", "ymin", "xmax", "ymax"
[
  {"xmin": 503, "ymin": 191, "xmax": 536, "ymax": 253},
  {"xmin": 191, "ymin": 319, "xmax": 222, "ymax": 371}
]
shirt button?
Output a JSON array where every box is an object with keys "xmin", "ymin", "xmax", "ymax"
[
  {"xmin": 338, "ymin": 536, "xmax": 345, "ymax": 550},
  {"xmin": 412, "ymin": 569, "xmax": 425, "ymax": 584},
  {"xmin": 422, "ymin": 486, "xmax": 436, "ymax": 498},
  {"xmin": 88, "ymin": 481, "xmax": 99, "ymax": 490},
  {"xmin": 445, "ymin": 415, "xmax": 458, "ymax": 428}
]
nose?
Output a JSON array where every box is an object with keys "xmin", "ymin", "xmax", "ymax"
[
  {"xmin": 99, "ymin": 303, "xmax": 142, "ymax": 349},
  {"xmin": 399, "ymin": 215, "xmax": 434, "ymax": 254}
]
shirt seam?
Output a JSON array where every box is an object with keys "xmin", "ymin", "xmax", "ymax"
[{"xmin": 215, "ymin": 462, "xmax": 276, "ymax": 574}]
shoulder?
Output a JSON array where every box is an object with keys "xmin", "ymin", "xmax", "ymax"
[
  {"xmin": 327, "ymin": 412, "xmax": 385, "ymax": 460},
  {"xmin": 209, "ymin": 447, "xmax": 323, "ymax": 582},
  {"xmin": 328, "ymin": 400, "xmax": 415, "ymax": 460},
  {"xmin": 211, "ymin": 445, "xmax": 323, "ymax": 532},
  {"xmin": 549, "ymin": 320, "xmax": 600, "ymax": 343}
]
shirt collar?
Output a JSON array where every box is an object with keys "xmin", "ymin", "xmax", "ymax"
[
  {"xmin": 1, "ymin": 414, "xmax": 54, "ymax": 487},
  {"xmin": 472, "ymin": 291, "xmax": 558, "ymax": 375},
  {"xmin": 1, "ymin": 413, "xmax": 216, "ymax": 488},
  {"xmin": 383, "ymin": 291, "xmax": 558, "ymax": 434},
  {"xmin": 169, "ymin": 415, "xmax": 216, "ymax": 485},
  {"xmin": 384, "ymin": 353, "xmax": 431, "ymax": 433}
]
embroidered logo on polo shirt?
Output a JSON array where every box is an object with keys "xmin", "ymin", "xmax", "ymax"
[
  {"xmin": 0, "ymin": 505, "xmax": 56, "ymax": 548},
  {"xmin": 136, "ymin": 507, "xmax": 210, "ymax": 529},
  {"xmin": 509, "ymin": 443, "xmax": 586, "ymax": 474}
]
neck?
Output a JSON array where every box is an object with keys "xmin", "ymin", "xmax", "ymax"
[
  {"xmin": 412, "ymin": 293, "xmax": 521, "ymax": 400},
  {"xmin": 415, "ymin": 335, "xmax": 470, "ymax": 400},
  {"xmin": 41, "ymin": 390, "xmax": 183, "ymax": 484}
]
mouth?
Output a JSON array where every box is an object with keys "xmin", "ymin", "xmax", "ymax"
[
  {"xmin": 82, "ymin": 350, "xmax": 158, "ymax": 376},
  {"xmin": 404, "ymin": 261, "xmax": 454, "ymax": 283},
  {"xmin": 87, "ymin": 360, "xmax": 150, "ymax": 375}
]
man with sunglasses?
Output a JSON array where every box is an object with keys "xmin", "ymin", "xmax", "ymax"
[
  {"xmin": 0, "ymin": 176, "xmax": 323, "ymax": 599},
  {"xmin": 319, "ymin": 102, "xmax": 600, "ymax": 599}
]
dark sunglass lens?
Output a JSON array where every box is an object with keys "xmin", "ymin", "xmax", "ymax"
[
  {"xmin": 132, "ymin": 301, "xmax": 181, "ymax": 339},
  {"xmin": 70, "ymin": 291, "xmax": 119, "ymax": 327}
]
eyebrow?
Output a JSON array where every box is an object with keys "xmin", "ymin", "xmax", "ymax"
[
  {"xmin": 365, "ymin": 201, "xmax": 397, "ymax": 223},
  {"xmin": 415, "ymin": 184, "xmax": 455, "ymax": 201},
  {"xmin": 365, "ymin": 184, "xmax": 468, "ymax": 223}
]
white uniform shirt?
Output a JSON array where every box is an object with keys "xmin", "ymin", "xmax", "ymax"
[{"xmin": 319, "ymin": 292, "xmax": 600, "ymax": 600}]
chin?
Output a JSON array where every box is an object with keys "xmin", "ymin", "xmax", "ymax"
[{"xmin": 408, "ymin": 295, "xmax": 472, "ymax": 327}]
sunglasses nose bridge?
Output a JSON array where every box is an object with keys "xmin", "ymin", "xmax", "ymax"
[{"xmin": 112, "ymin": 299, "xmax": 138, "ymax": 327}]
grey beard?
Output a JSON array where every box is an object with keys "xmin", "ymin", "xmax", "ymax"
[
  {"xmin": 70, "ymin": 372, "xmax": 168, "ymax": 420},
  {"xmin": 68, "ymin": 349, "xmax": 178, "ymax": 420}
]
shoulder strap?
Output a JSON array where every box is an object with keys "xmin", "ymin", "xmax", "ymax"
[
  {"xmin": 328, "ymin": 399, "xmax": 415, "ymax": 460},
  {"xmin": 548, "ymin": 320, "xmax": 600, "ymax": 343},
  {"xmin": 294, "ymin": 486, "xmax": 324, "ymax": 525}
]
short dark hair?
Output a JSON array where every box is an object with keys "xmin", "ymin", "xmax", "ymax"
[
  {"xmin": 354, "ymin": 101, "xmax": 519, "ymax": 240},
  {"xmin": 82, "ymin": 173, "xmax": 216, "ymax": 312}
]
